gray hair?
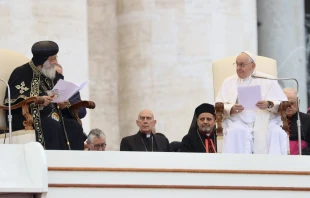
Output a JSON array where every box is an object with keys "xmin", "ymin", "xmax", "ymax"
[{"xmin": 87, "ymin": 128, "xmax": 106, "ymax": 143}]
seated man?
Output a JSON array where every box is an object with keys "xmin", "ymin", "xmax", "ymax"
[
  {"xmin": 215, "ymin": 51, "xmax": 288, "ymax": 154},
  {"xmin": 4, "ymin": 41, "xmax": 85, "ymax": 150},
  {"xmin": 55, "ymin": 64, "xmax": 86, "ymax": 119},
  {"xmin": 120, "ymin": 109, "xmax": 169, "ymax": 152},
  {"xmin": 283, "ymin": 88, "xmax": 310, "ymax": 155},
  {"xmin": 86, "ymin": 128, "xmax": 106, "ymax": 151},
  {"xmin": 180, "ymin": 103, "xmax": 217, "ymax": 153}
]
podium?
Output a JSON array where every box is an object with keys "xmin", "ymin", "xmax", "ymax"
[
  {"xmin": 1, "ymin": 143, "xmax": 310, "ymax": 198},
  {"xmin": 47, "ymin": 151, "xmax": 310, "ymax": 198},
  {"xmin": 0, "ymin": 142, "xmax": 48, "ymax": 198}
]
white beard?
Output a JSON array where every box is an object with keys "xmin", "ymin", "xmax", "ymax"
[{"xmin": 42, "ymin": 60, "xmax": 56, "ymax": 79}]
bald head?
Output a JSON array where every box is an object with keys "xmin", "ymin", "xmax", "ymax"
[
  {"xmin": 138, "ymin": 109, "xmax": 154, "ymax": 119},
  {"xmin": 136, "ymin": 109, "xmax": 156, "ymax": 134},
  {"xmin": 283, "ymin": 87, "xmax": 297, "ymax": 98},
  {"xmin": 283, "ymin": 87, "xmax": 298, "ymax": 117}
]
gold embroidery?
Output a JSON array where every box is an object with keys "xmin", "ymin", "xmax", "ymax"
[
  {"xmin": 30, "ymin": 103, "xmax": 45, "ymax": 148},
  {"xmin": 29, "ymin": 60, "xmax": 42, "ymax": 75},
  {"xmin": 15, "ymin": 81, "xmax": 29, "ymax": 94},
  {"xmin": 4, "ymin": 95, "xmax": 28, "ymax": 105},
  {"xmin": 51, "ymin": 112, "xmax": 60, "ymax": 121},
  {"xmin": 43, "ymin": 77, "xmax": 54, "ymax": 90},
  {"xmin": 29, "ymin": 63, "xmax": 45, "ymax": 147}
]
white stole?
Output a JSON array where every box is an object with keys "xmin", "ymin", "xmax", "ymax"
[{"xmin": 253, "ymin": 110, "xmax": 269, "ymax": 154}]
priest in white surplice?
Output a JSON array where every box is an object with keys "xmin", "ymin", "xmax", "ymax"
[{"xmin": 216, "ymin": 51, "xmax": 288, "ymax": 155}]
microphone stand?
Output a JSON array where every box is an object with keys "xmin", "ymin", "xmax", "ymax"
[
  {"xmin": 251, "ymin": 75, "xmax": 301, "ymax": 155},
  {"xmin": 0, "ymin": 79, "xmax": 12, "ymax": 144}
]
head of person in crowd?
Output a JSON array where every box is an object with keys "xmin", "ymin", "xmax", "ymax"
[
  {"xmin": 31, "ymin": 41, "xmax": 59, "ymax": 79},
  {"xmin": 86, "ymin": 128, "xmax": 107, "ymax": 151},
  {"xmin": 235, "ymin": 51, "xmax": 256, "ymax": 79},
  {"xmin": 136, "ymin": 109, "xmax": 156, "ymax": 134},
  {"xmin": 194, "ymin": 103, "xmax": 216, "ymax": 134},
  {"xmin": 283, "ymin": 87, "xmax": 298, "ymax": 117}
]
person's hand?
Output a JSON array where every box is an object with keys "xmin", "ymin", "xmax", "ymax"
[
  {"xmin": 42, "ymin": 96, "xmax": 53, "ymax": 106},
  {"xmin": 230, "ymin": 104, "xmax": 244, "ymax": 115},
  {"xmin": 58, "ymin": 100, "xmax": 70, "ymax": 109},
  {"xmin": 256, "ymin": 100, "xmax": 269, "ymax": 110},
  {"xmin": 84, "ymin": 141, "xmax": 88, "ymax": 150}
]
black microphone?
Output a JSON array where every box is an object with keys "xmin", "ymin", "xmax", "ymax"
[
  {"xmin": 0, "ymin": 78, "xmax": 13, "ymax": 143},
  {"xmin": 251, "ymin": 73, "xmax": 302, "ymax": 155}
]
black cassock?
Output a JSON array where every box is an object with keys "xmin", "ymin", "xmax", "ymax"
[
  {"xmin": 120, "ymin": 132, "xmax": 170, "ymax": 152},
  {"xmin": 4, "ymin": 61, "xmax": 85, "ymax": 150},
  {"xmin": 287, "ymin": 112, "xmax": 310, "ymax": 155},
  {"xmin": 180, "ymin": 103, "xmax": 217, "ymax": 153},
  {"xmin": 180, "ymin": 127, "xmax": 217, "ymax": 153}
]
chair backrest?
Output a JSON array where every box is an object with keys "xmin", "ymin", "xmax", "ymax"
[
  {"xmin": 212, "ymin": 56, "xmax": 277, "ymax": 99},
  {"xmin": 0, "ymin": 49, "xmax": 30, "ymax": 128}
]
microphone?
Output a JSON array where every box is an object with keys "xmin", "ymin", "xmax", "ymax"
[
  {"xmin": 251, "ymin": 73, "xmax": 302, "ymax": 155},
  {"xmin": 0, "ymin": 78, "xmax": 13, "ymax": 144}
]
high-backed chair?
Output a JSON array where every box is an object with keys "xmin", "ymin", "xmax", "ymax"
[
  {"xmin": 0, "ymin": 49, "xmax": 39, "ymax": 143},
  {"xmin": 0, "ymin": 49, "xmax": 95, "ymax": 145},
  {"xmin": 212, "ymin": 56, "xmax": 290, "ymax": 153}
]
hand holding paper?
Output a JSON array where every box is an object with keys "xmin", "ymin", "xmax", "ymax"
[
  {"xmin": 47, "ymin": 79, "xmax": 89, "ymax": 103},
  {"xmin": 256, "ymin": 100, "xmax": 269, "ymax": 110},
  {"xmin": 237, "ymin": 85, "xmax": 262, "ymax": 110}
]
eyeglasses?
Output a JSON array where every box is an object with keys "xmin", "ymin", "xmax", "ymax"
[
  {"xmin": 91, "ymin": 143, "xmax": 107, "ymax": 150},
  {"xmin": 233, "ymin": 62, "xmax": 253, "ymax": 68},
  {"xmin": 139, "ymin": 116, "xmax": 153, "ymax": 121},
  {"xmin": 289, "ymin": 101, "xmax": 297, "ymax": 106}
]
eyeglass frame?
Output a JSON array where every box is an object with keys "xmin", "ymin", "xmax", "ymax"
[
  {"xmin": 90, "ymin": 143, "xmax": 107, "ymax": 150},
  {"xmin": 233, "ymin": 62, "xmax": 254, "ymax": 68},
  {"xmin": 288, "ymin": 99, "xmax": 299, "ymax": 106}
]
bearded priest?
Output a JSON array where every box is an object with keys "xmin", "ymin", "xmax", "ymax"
[{"xmin": 4, "ymin": 41, "xmax": 85, "ymax": 150}]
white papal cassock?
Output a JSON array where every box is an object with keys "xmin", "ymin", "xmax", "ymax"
[{"xmin": 216, "ymin": 71, "xmax": 288, "ymax": 155}]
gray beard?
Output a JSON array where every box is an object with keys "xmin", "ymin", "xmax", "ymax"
[
  {"xmin": 201, "ymin": 126, "xmax": 211, "ymax": 133},
  {"xmin": 42, "ymin": 65, "xmax": 56, "ymax": 79}
]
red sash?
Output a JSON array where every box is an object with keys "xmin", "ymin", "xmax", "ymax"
[{"xmin": 205, "ymin": 138, "xmax": 216, "ymax": 153}]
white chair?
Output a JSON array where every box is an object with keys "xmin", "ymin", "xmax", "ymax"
[
  {"xmin": 0, "ymin": 49, "xmax": 38, "ymax": 144},
  {"xmin": 212, "ymin": 56, "xmax": 290, "ymax": 153}
]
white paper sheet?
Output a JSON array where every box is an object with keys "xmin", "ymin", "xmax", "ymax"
[
  {"xmin": 46, "ymin": 79, "xmax": 89, "ymax": 103},
  {"xmin": 237, "ymin": 85, "xmax": 262, "ymax": 110}
]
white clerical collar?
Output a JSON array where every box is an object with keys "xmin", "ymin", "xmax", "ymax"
[
  {"xmin": 240, "ymin": 75, "xmax": 252, "ymax": 81},
  {"xmin": 238, "ymin": 75, "xmax": 253, "ymax": 87}
]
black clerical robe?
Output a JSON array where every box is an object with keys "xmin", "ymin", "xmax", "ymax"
[
  {"xmin": 287, "ymin": 112, "xmax": 310, "ymax": 155},
  {"xmin": 120, "ymin": 132, "xmax": 169, "ymax": 152},
  {"xmin": 4, "ymin": 61, "xmax": 85, "ymax": 150},
  {"xmin": 180, "ymin": 128, "xmax": 217, "ymax": 153}
]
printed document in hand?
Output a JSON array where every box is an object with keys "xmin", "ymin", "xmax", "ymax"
[
  {"xmin": 47, "ymin": 79, "xmax": 89, "ymax": 103},
  {"xmin": 237, "ymin": 85, "xmax": 262, "ymax": 110}
]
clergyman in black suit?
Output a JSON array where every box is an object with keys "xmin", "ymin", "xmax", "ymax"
[{"xmin": 120, "ymin": 109, "xmax": 169, "ymax": 152}]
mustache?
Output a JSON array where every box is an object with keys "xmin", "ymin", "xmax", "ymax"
[{"xmin": 200, "ymin": 125, "xmax": 214, "ymax": 130}]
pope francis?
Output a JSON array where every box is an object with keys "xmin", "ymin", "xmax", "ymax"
[{"xmin": 215, "ymin": 51, "xmax": 288, "ymax": 155}]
